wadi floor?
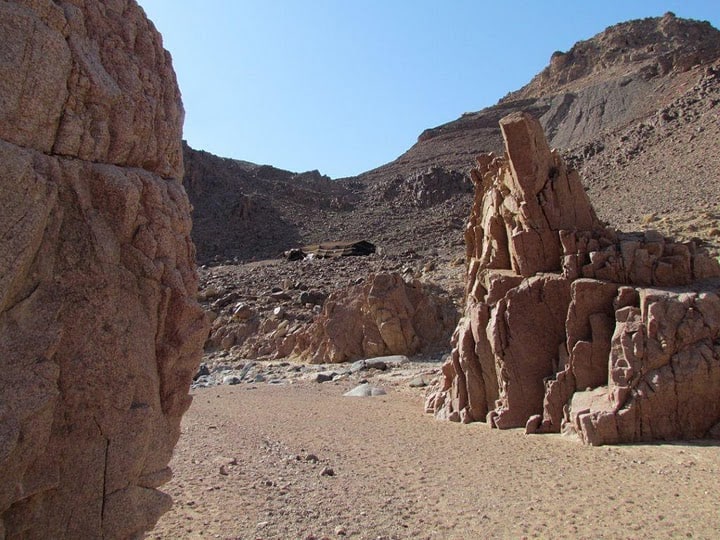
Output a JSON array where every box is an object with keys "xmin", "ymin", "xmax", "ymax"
[{"xmin": 151, "ymin": 374, "xmax": 720, "ymax": 540}]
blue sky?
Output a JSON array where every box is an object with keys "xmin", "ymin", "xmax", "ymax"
[{"xmin": 140, "ymin": 1, "xmax": 719, "ymax": 179}]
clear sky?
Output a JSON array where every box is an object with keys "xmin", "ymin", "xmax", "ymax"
[{"xmin": 140, "ymin": 1, "xmax": 719, "ymax": 179}]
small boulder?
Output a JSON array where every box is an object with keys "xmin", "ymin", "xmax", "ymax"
[
  {"xmin": 315, "ymin": 371, "xmax": 336, "ymax": 383},
  {"xmin": 299, "ymin": 290, "xmax": 328, "ymax": 306},
  {"xmin": 408, "ymin": 377, "xmax": 428, "ymax": 388},
  {"xmin": 194, "ymin": 363, "xmax": 211, "ymax": 380},
  {"xmin": 232, "ymin": 303, "xmax": 254, "ymax": 320},
  {"xmin": 343, "ymin": 384, "xmax": 387, "ymax": 397}
]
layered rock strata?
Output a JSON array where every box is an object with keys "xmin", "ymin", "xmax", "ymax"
[
  {"xmin": 426, "ymin": 111, "xmax": 720, "ymax": 444},
  {"xmin": 293, "ymin": 273, "xmax": 457, "ymax": 364},
  {"xmin": 0, "ymin": 1, "xmax": 206, "ymax": 538}
]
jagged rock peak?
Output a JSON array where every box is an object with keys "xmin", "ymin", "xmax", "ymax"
[
  {"xmin": 426, "ymin": 111, "xmax": 720, "ymax": 445},
  {"xmin": 504, "ymin": 13, "xmax": 720, "ymax": 101}
]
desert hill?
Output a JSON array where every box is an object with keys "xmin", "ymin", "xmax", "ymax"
[
  {"xmin": 359, "ymin": 13, "xmax": 720, "ymax": 179},
  {"xmin": 183, "ymin": 144, "xmax": 352, "ymax": 262},
  {"xmin": 184, "ymin": 12, "xmax": 720, "ymax": 266}
]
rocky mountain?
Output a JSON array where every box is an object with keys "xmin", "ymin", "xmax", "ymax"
[
  {"xmin": 361, "ymin": 13, "xmax": 720, "ymax": 180},
  {"xmin": 183, "ymin": 144, "xmax": 353, "ymax": 262},
  {"xmin": 185, "ymin": 12, "xmax": 720, "ymax": 264}
]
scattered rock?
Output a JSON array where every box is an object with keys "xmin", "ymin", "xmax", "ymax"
[
  {"xmin": 320, "ymin": 467, "xmax": 335, "ymax": 477},
  {"xmin": 238, "ymin": 362, "xmax": 256, "ymax": 379},
  {"xmin": 299, "ymin": 290, "xmax": 328, "ymax": 306},
  {"xmin": 350, "ymin": 360, "xmax": 366, "ymax": 373},
  {"xmin": 349, "ymin": 357, "xmax": 392, "ymax": 373},
  {"xmin": 194, "ymin": 363, "xmax": 211, "ymax": 380},
  {"xmin": 525, "ymin": 415, "xmax": 543, "ymax": 435},
  {"xmin": 232, "ymin": 303, "xmax": 254, "ymax": 320},
  {"xmin": 372, "ymin": 355, "xmax": 409, "ymax": 367},
  {"xmin": 315, "ymin": 371, "xmax": 336, "ymax": 383}
]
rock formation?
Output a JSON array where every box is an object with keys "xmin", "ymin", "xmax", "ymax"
[
  {"xmin": 0, "ymin": 1, "xmax": 206, "ymax": 538},
  {"xmin": 426, "ymin": 112, "xmax": 720, "ymax": 445},
  {"xmin": 293, "ymin": 273, "xmax": 457, "ymax": 364}
]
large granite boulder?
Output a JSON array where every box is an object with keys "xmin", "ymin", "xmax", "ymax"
[
  {"xmin": 292, "ymin": 273, "xmax": 457, "ymax": 364},
  {"xmin": 0, "ymin": 1, "xmax": 207, "ymax": 538},
  {"xmin": 427, "ymin": 111, "xmax": 720, "ymax": 445}
]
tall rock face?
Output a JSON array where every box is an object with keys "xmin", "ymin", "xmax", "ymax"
[
  {"xmin": 0, "ymin": 1, "xmax": 207, "ymax": 538},
  {"xmin": 426, "ymin": 112, "xmax": 720, "ymax": 445}
]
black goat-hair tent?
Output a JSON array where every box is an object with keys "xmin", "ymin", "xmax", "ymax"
[{"xmin": 286, "ymin": 240, "xmax": 376, "ymax": 260}]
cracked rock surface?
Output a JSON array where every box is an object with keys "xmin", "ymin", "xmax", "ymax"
[
  {"xmin": 426, "ymin": 112, "xmax": 720, "ymax": 445},
  {"xmin": 0, "ymin": 1, "xmax": 206, "ymax": 538}
]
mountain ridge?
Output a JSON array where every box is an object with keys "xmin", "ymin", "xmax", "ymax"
[{"xmin": 184, "ymin": 12, "xmax": 720, "ymax": 263}]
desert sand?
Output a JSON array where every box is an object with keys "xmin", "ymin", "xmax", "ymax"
[{"xmin": 153, "ymin": 372, "xmax": 720, "ymax": 539}]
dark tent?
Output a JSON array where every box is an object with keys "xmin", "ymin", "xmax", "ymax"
[{"xmin": 286, "ymin": 240, "xmax": 376, "ymax": 260}]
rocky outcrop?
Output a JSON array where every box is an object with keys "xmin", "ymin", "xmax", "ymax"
[
  {"xmin": 197, "ymin": 250, "xmax": 463, "ymax": 366},
  {"xmin": 507, "ymin": 13, "xmax": 720, "ymax": 102},
  {"xmin": 426, "ymin": 112, "xmax": 720, "ymax": 444},
  {"xmin": 293, "ymin": 273, "xmax": 457, "ymax": 364},
  {"xmin": 0, "ymin": 1, "xmax": 206, "ymax": 538},
  {"xmin": 564, "ymin": 283, "xmax": 720, "ymax": 445},
  {"xmin": 376, "ymin": 167, "xmax": 472, "ymax": 208}
]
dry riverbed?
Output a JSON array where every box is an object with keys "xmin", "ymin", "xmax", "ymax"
[{"xmin": 152, "ymin": 369, "xmax": 720, "ymax": 539}]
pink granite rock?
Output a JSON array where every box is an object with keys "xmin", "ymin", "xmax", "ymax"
[
  {"xmin": 428, "ymin": 111, "xmax": 720, "ymax": 445},
  {"xmin": 0, "ymin": 1, "xmax": 206, "ymax": 537},
  {"xmin": 293, "ymin": 273, "xmax": 456, "ymax": 364}
]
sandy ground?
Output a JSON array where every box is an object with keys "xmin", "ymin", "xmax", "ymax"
[{"xmin": 151, "ymin": 376, "xmax": 720, "ymax": 540}]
